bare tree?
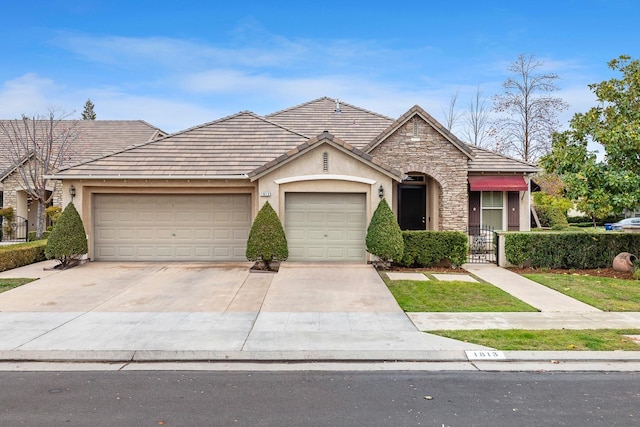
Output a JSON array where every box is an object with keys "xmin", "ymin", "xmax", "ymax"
[
  {"xmin": 441, "ymin": 91, "xmax": 462, "ymax": 131},
  {"xmin": 0, "ymin": 110, "xmax": 78, "ymax": 238},
  {"xmin": 491, "ymin": 54, "xmax": 568, "ymax": 163},
  {"xmin": 461, "ymin": 86, "xmax": 490, "ymax": 148}
]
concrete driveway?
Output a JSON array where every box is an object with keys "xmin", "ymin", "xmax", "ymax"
[{"xmin": 0, "ymin": 261, "xmax": 485, "ymax": 356}]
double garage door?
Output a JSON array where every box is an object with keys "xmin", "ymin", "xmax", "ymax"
[
  {"xmin": 93, "ymin": 192, "xmax": 367, "ymax": 262},
  {"xmin": 94, "ymin": 194, "xmax": 251, "ymax": 261},
  {"xmin": 285, "ymin": 193, "xmax": 366, "ymax": 262}
]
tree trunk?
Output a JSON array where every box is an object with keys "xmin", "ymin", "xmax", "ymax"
[{"xmin": 36, "ymin": 199, "xmax": 45, "ymax": 239}]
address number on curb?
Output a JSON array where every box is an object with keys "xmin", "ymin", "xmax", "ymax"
[{"xmin": 465, "ymin": 350, "xmax": 506, "ymax": 360}]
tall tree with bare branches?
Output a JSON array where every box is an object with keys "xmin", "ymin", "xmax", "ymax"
[
  {"xmin": 461, "ymin": 86, "xmax": 491, "ymax": 148},
  {"xmin": 491, "ymin": 54, "xmax": 568, "ymax": 163},
  {"xmin": 441, "ymin": 91, "xmax": 461, "ymax": 131},
  {"xmin": 0, "ymin": 110, "xmax": 79, "ymax": 238}
]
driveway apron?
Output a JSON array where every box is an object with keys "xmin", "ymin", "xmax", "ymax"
[{"xmin": 0, "ymin": 262, "xmax": 486, "ymax": 355}]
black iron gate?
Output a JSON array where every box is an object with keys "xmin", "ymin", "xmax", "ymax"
[
  {"xmin": 467, "ymin": 226, "xmax": 496, "ymax": 264},
  {"xmin": 0, "ymin": 215, "xmax": 28, "ymax": 242}
]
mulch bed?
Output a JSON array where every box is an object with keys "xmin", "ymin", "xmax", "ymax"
[
  {"xmin": 508, "ymin": 267, "xmax": 634, "ymax": 280},
  {"xmin": 384, "ymin": 263, "xmax": 635, "ymax": 280}
]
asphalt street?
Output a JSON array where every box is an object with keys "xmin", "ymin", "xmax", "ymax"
[{"xmin": 0, "ymin": 371, "xmax": 637, "ymax": 426}]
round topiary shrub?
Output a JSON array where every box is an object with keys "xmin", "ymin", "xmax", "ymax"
[
  {"xmin": 366, "ymin": 199, "xmax": 404, "ymax": 268},
  {"xmin": 245, "ymin": 201, "xmax": 288, "ymax": 271},
  {"xmin": 45, "ymin": 202, "xmax": 88, "ymax": 268}
]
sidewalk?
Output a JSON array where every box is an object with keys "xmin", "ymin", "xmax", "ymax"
[
  {"xmin": 0, "ymin": 261, "xmax": 639, "ymax": 369},
  {"xmin": 409, "ymin": 263, "xmax": 638, "ymax": 332}
]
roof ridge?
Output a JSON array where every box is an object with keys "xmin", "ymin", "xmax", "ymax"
[
  {"xmin": 265, "ymin": 97, "xmax": 332, "ymax": 117},
  {"xmin": 265, "ymin": 96, "xmax": 394, "ymax": 121}
]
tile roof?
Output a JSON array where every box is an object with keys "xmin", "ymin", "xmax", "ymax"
[
  {"xmin": 248, "ymin": 131, "xmax": 402, "ymax": 181},
  {"xmin": 266, "ymin": 97, "xmax": 394, "ymax": 148},
  {"xmin": 47, "ymin": 97, "xmax": 538, "ymax": 180},
  {"xmin": 54, "ymin": 112, "xmax": 310, "ymax": 178},
  {"xmin": 467, "ymin": 144, "xmax": 540, "ymax": 173},
  {"xmin": 1, "ymin": 120, "xmax": 163, "ymax": 179}
]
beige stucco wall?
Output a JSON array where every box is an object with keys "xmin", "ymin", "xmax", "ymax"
[
  {"xmin": 369, "ymin": 116, "xmax": 469, "ymax": 231},
  {"xmin": 255, "ymin": 143, "xmax": 397, "ymax": 226},
  {"xmin": 61, "ymin": 179, "xmax": 257, "ymax": 260}
]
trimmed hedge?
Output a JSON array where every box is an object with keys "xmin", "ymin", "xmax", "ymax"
[
  {"xmin": 0, "ymin": 241, "xmax": 47, "ymax": 272},
  {"xmin": 398, "ymin": 231, "xmax": 468, "ymax": 267},
  {"xmin": 504, "ymin": 232, "xmax": 640, "ymax": 269}
]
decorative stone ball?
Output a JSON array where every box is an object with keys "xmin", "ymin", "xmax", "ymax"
[{"xmin": 612, "ymin": 252, "xmax": 638, "ymax": 273}]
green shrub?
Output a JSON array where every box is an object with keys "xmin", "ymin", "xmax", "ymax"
[
  {"xmin": 245, "ymin": 201, "xmax": 288, "ymax": 270},
  {"xmin": 45, "ymin": 206, "xmax": 62, "ymax": 224},
  {"xmin": 0, "ymin": 241, "xmax": 47, "ymax": 272},
  {"xmin": 399, "ymin": 230, "xmax": 468, "ymax": 268},
  {"xmin": 505, "ymin": 231, "xmax": 640, "ymax": 269},
  {"xmin": 45, "ymin": 203, "xmax": 88, "ymax": 268},
  {"xmin": 365, "ymin": 199, "xmax": 404, "ymax": 267},
  {"xmin": 535, "ymin": 203, "xmax": 569, "ymax": 228},
  {"xmin": 28, "ymin": 230, "xmax": 51, "ymax": 242}
]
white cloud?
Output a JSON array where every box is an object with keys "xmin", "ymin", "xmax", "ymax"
[{"xmin": 0, "ymin": 73, "xmax": 62, "ymax": 117}]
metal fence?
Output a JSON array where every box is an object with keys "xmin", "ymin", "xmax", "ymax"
[
  {"xmin": 0, "ymin": 215, "xmax": 28, "ymax": 242},
  {"xmin": 467, "ymin": 226, "xmax": 496, "ymax": 264}
]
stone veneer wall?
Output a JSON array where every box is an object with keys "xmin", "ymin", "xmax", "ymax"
[
  {"xmin": 369, "ymin": 116, "xmax": 469, "ymax": 231},
  {"xmin": 1, "ymin": 172, "xmax": 20, "ymax": 210},
  {"xmin": 1, "ymin": 170, "xmax": 64, "ymax": 212}
]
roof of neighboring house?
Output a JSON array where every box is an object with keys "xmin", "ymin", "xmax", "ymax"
[
  {"xmin": 0, "ymin": 120, "xmax": 164, "ymax": 180},
  {"xmin": 266, "ymin": 97, "xmax": 394, "ymax": 148},
  {"xmin": 467, "ymin": 145, "xmax": 540, "ymax": 173},
  {"xmin": 248, "ymin": 131, "xmax": 402, "ymax": 181},
  {"xmin": 54, "ymin": 112, "xmax": 311, "ymax": 178}
]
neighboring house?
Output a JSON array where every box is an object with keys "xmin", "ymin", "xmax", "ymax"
[
  {"xmin": 0, "ymin": 120, "xmax": 165, "ymax": 236},
  {"xmin": 49, "ymin": 97, "xmax": 539, "ymax": 263}
]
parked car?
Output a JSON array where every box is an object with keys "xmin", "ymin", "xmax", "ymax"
[{"xmin": 610, "ymin": 217, "xmax": 640, "ymax": 230}]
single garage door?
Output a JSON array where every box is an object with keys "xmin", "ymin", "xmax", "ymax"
[
  {"xmin": 94, "ymin": 194, "xmax": 251, "ymax": 261},
  {"xmin": 285, "ymin": 192, "xmax": 366, "ymax": 262}
]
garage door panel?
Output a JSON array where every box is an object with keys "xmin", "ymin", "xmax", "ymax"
[
  {"xmin": 285, "ymin": 193, "xmax": 366, "ymax": 262},
  {"xmin": 94, "ymin": 194, "xmax": 250, "ymax": 261}
]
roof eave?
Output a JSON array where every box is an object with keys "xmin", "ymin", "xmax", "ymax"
[{"xmin": 44, "ymin": 174, "xmax": 250, "ymax": 180}]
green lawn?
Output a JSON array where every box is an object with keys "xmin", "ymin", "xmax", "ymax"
[
  {"xmin": 0, "ymin": 278, "xmax": 35, "ymax": 293},
  {"xmin": 524, "ymin": 273, "xmax": 640, "ymax": 312},
  {"xmin": 430, "ymin": 329, "xmax": 640, "ymax": 351},
  {"xmin": 384, "ymin": 274, "xmax": 537, "ymax": 312}
]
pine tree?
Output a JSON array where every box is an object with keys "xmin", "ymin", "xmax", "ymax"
[
  {"xmin": 81, "ymin": 99, "xmax": 96, "ymax": 120},
  {"xmin": 366, "ymin": 199, "xmax": 404, "ymax": 268},
  {"xmin": 45, "ymin": 202, "xmax": 88, "ymax": 268},
  {"xmin": 245, "ymin": 201, "xmax": 288, "ymax": 270}
]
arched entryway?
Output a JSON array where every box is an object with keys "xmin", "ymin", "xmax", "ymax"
[{"xmin": 397, "ymin": 172, "xmax": 441, "ymax": 230}]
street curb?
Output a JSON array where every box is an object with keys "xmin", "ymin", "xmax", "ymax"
[{"xmin": 1, "ymin": 350, "xmax": 640, "ymax": 364}]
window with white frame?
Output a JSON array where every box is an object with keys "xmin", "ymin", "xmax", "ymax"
[{"xmin": 481, "ymin": 191, "xmax": 503, "ymax": 230}]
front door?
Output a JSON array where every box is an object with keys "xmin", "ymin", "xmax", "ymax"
[{"xmin": 398, "ymin": 185, "xmax": 426, "ymax": 230}]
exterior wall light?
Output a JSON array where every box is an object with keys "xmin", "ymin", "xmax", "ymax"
[
  {"xmin": 378, "ymin": 184, "xmax": 384, "ymax": 199},
  {"xmin": 69, "ymin": 185, "xmax": 76, "ymax": 199}
]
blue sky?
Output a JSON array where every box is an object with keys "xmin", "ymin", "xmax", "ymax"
[{"xmin": 1, "ymin": 1, "xmax": 638, "ymax": 136}]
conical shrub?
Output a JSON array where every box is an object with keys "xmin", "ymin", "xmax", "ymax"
[
  {"xmin": 366, "ymin": 198, "xmax": 404, "ymax": 267},
  {"xmin": 45, "ymin": 202, "xmax": 88, "ymax": 268},
  {"xmin": 245, "ymin": 201, "xmax": 288, "ymax": 270}
]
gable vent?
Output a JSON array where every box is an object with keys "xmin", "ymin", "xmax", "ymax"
[{"xmin": 323, "ymin": 152, "xmax": 329, "ymax": 172}]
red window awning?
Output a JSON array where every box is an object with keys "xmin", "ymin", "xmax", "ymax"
[{"xmin": 468, "ymin": 176, "xmax": 528, "ymax": 191}]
